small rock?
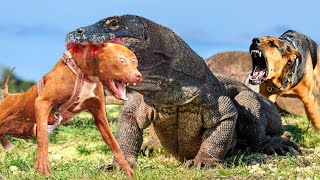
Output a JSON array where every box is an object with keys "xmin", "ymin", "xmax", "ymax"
[
  {"xmin": 249, "ymin": 164, "xmax": 265, "ymax": 175},
  {"xmin": 304, "ymin": 148, "xmax": 314, "ymax": 154},
  {"xmin": 281, "ymin": 131, "xmax": 292, "ymax": 139},
  {"xmin": 314, "ymin": 147, "xmax": 320, "ymax": 154},
  {"xmin": 249, "ymin": 160, "xmax": 258, "ymax": 165},
  {"xmin": 9, "ymin": 166, "xmax": 18, "ymax": 172},
  {"xmin": 52, "ymin": 153, "xmax": 63, "ymax": 160},
  {"xmin": 0, "ymin": 175, "xmax": 5, "ymax": 180}
]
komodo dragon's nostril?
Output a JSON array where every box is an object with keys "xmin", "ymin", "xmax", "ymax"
[{"xmin": 76, "ymin": 28, "xmax": 85, "ymax": 34}]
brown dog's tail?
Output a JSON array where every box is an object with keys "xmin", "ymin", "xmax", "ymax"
[{"xmin": 3, "ymin": 67, "xmax": 15, "ymax": 98}]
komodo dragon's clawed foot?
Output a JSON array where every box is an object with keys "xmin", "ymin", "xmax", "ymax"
[
  {"xmin": 140, "ymin": 140, "xmax": 162, "ymax": 157},
  {"xmin": 259, "ymin": 137, "xmax": 302, "ymax": 156},
  {"xmin": 100, "ymin": 159, "xmax": 140, "ymax": 172},
  {"xmin": 185, "ymin": 152, "xmax": 221, "ymax": 169}
]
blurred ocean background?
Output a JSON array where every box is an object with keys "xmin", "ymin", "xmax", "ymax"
[{"xmin": 0, "ymin": 0, "xmax": 319, "ymax": 81}]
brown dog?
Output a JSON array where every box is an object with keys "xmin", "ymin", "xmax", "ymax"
[
  {"xmin": 249, "ymin": 30, "xmax": 320, "ymax": 130},
  {"xmin": 0, "ymin": 43, "xmax": 142, "ymax": 177}
]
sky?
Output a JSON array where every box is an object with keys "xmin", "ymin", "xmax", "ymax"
[{"xmin": 0, "ymin": 0, "xmax": 319, "ymax": 81}]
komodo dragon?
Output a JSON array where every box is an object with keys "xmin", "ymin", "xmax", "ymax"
[{"xmin": 65, "ymin": 15, "xmax": 301, "ymax": 167}]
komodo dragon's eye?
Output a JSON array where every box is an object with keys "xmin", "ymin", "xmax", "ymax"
[{"xmin": 106, "ymin": 19, "xmax": 120, "ymax": 30}]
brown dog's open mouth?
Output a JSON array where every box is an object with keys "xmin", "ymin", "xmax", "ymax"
[
  {"xmin": 249, "ymin": 49, "xmax": 268, "ymax": 85},
  {"xmin": 105, "ymin": 79, "xmax": 136, "ymax": 101}
]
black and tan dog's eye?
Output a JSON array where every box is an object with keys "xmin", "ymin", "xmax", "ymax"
[{"xmin": 268, "ymin": 41, "xmax": 277, "ymax": 48}]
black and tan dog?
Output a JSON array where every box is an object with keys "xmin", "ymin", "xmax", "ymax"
[{"xmin": 249, "ymin": 30, "xmax": 320, "ymax": 130}]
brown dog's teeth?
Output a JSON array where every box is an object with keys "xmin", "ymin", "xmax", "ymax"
[{"xmin": 133, "ymin": 83, "xmax": 136, "ymax": 86}]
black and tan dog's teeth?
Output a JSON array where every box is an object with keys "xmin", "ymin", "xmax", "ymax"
[{"xmin": 250, "ymin": 50, "xmax": 262, "ymax": 57}]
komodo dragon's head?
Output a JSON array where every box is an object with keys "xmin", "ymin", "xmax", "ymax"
[{"xmin": 66, "ymin": 15, "xmax": 209, "ymax": 105}]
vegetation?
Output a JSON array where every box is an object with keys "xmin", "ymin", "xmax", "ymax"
[
  {"xmin": 0, "ymin": 66, "xmax": 35, "ymax": 95},
  {"xmin": 0, "ymin": 105, "xmax": 319, "ymax": 179}
]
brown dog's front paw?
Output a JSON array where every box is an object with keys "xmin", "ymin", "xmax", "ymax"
[
  {"xmin": 124, "ymin": 168, "xmax": 134, "ymax": 180},
  {"xmin": 117, "ymin": 160, "xmax": 135, "ymax": 179},
  {"xmin": 100, "ymin": 162, "xmax": 135, "ymax": 179},
  {"xmin": 116, "ymin": 156, "xmax": 139, "ymax": 169},
  {"xmin": 34, "ymin": 156, "xmax": 51, "ymax": 176}
]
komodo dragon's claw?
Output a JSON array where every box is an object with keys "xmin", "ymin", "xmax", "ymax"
[{"xmin": 260, "ymin": 137, "xmax": 302, "ymax": 156}]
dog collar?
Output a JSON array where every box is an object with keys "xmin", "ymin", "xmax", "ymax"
[
  {"xmin": 62, "ymin": 51, "xmax": 82, "ymax": 75},
  {"xmin": 265, "ymin": 81, "xmax": 284, "ymax": 93},
  {"xmin": 36, "ymin": 51, "xmax": 85, "ymax": 134},
  {"xmin": 265, "ymin": 58, "xmax": 300, "ymax": 93}
]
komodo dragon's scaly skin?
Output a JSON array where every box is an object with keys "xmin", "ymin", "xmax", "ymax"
[{"xmin": 65, "ymin": 15, "xmax": 301, "ymax": 167}]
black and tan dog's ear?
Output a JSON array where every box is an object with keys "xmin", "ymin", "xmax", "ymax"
[
  {"xmin": 277, "ymin": 40, "xmax": 288, "ymax": 55},
  {"xmin": 287, "ymin": 52, "xmax": 301, "ymax": 65},
  {"xmin": 279, "ymin": 42, "xmax": 300, "ymax": 60},
  {"xmin": 285, "ymin": 46, "xmax": 301, "ymax": 65}
]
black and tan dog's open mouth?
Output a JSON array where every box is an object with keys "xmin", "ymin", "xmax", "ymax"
[{"xmin": 249, "ymin": 49, "xmax": 268, "ymax": 85}]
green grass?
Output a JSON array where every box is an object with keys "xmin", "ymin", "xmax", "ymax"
[{"xmin": 1, "ymin": 106, "xmax": 320, "ymax": 179}]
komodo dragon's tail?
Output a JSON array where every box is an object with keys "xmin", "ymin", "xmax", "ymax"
[{"xmin": 3, "ymin": 67, "xmax": 15, "ymax": 98}]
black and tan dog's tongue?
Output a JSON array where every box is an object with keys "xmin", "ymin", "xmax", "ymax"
[
  {"xmin": 250, "ymin": 67, "xmax": 267, "ymax": 84},
  {"xmin": 252, "ymin": 67, "xmax": 266, "ymax": 79}
]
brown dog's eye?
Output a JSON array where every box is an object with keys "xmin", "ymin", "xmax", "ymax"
[
  {"xmin": 119, "ymin": 58, "xmax": 126, "ymax": 63},
  {"xmin": 131, "ymin": 58, "xmax": 136, "ymax": 63}
]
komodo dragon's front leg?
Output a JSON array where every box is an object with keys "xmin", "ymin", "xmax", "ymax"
[
  {"xmin": 190, "ymin": 118, "xmax": 237, "ymax": 167},
  {"xmin": 115, "ymin": 93, "xmax": 153, "ymax": 167},
  {"xmin": 187, "ymin": 96, "xmax": 238, "ymax": 167}
]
